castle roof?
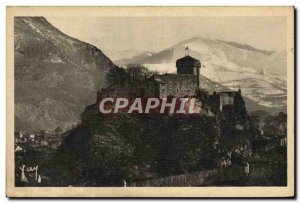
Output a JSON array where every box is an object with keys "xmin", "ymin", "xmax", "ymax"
[
  {"xmin": 177, "ymin": 55, "xmax": 199, "ymax": 62},
  {"xmin": 176, "ymin": 55, "xmax": 201, "ymax": 67}
]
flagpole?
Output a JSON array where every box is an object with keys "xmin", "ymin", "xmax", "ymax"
[{"xmin": 185, "ymin": 46, "xmax": 189, "ymax": 56}]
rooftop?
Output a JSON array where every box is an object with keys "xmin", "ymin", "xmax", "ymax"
[
  {"xmin": 176, "ymin": 55, "xmax": 200, "ymax": 62},
  {"xmin": 176, "ymin": 55, "xmax": 201, "ymax": 67}
]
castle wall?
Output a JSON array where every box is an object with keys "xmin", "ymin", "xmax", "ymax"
[{"xmin": 149, "ymin": 74, "xmax": 198, "ymax": 98}]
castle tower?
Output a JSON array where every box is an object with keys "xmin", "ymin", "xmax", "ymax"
[{"xmin": 176, "ymin": 52, "xmax": 201, "ymax": 88}]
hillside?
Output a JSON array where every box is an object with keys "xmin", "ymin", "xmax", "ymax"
[
  {"xmin": 117, "ymin": 37, "xmax": 287, "ymax": 113},
  {"xmin": 105, "ymin": 49, "xmax": 154, "ymax": 62},
  {"xmin": 14, "ymin": 17, "xmax": 116, "ymax": 132},
  {"xmin": 200, "ymin": 75, "xmax": 286, "ymax": 114}
]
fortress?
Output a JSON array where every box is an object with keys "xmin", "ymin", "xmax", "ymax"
[{"xmin": 97, "ymin": 49, "xmax": 246, "ymax": 116}]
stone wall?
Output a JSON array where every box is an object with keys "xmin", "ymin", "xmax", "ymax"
[
  {"xmin": 129, "ymin": 166, "xmax": 243, "ymax": 187},
  {"xmin": 149, "ymin": 74, "xmax": 198, "ymax": 98},
  {"xmin": 129, "ymin": 164, "xmax": 286, "ymax": 186}
]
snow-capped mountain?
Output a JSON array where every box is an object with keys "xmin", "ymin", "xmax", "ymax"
[
  {"xmin": 115, "ymin": 51, "xmax": 155, "ymax": 66},
  {"xmin": 118, "ymin": 37, "xmax": 287, "ymax": 112},
  {"xmin": 104, "ymin": 49, "xmax": 154, "ymax": 62}
]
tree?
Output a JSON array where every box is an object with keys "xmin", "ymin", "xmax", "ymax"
[
  {"xmin": 106, "ymin": 66, "xmax": 128, "ymax": 87},
  {"xmin": 106, "ymin": 65, "xmax": 152, "ymax": 88}
]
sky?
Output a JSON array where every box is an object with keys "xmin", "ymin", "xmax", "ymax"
[{"xmin": 47, "ymin": 16, "xmax": 287, "ymax": 53}]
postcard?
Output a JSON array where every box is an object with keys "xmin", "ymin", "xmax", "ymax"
[{"xmin": 6, "ymin": 6, "xmax": 295, "ymax": 197}]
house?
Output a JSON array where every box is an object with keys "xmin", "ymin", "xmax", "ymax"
[
  {"xmin": 15, "ymin": 145, "xmax": 23, "ymax": 152},
  {"xmin": 29, "ymin": 134, "xmax": 36, "ymax": 141},
  {"xmin": 15, "ymin": 131, "xmax": 23, "ymax": 139}
]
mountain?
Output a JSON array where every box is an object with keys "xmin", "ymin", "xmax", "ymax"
[
  {"xmin": 14, "ymin": 17, "xmax": 116, "ymax": 132},
  {"xmin": 120, "ymin": 37, "xmax": 287, "ymax": 113},
  {"xmin": 200, "ymin": 75, "xmax": 286, "ymax": 114},
  {"xmin": 104, "ymin": 49, "xmax": 154, "ymax": 62}
]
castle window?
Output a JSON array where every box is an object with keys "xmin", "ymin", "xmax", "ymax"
[
  {"xmin": 177, "ymin": 89, "xmax": 179, "ymax": 93},
  {"xmin": 193, "ymin": 67, "xmax": 197, "ymax": 75}
]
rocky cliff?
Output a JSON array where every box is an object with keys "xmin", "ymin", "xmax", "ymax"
[{"xmin": 14, "ymin": 17, "xmax": 116, "ymax": 132}]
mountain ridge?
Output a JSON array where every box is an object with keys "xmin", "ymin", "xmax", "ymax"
[
  {"xmin": 15, "ymin": 17, "xmax": 116, "ymax": 132},
  {"xmin": 116, "ymin": 36, "xmax": 287, "ymax": 113}
]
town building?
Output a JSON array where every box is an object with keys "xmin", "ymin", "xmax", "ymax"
[{"xmin": 208, "ymin": 90, "xmax": 250, "ymax": 132}]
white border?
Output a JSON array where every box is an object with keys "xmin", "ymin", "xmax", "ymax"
[{"xmin": 1, "ymin": 1, "xmax": 298, "ymax": 202}]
